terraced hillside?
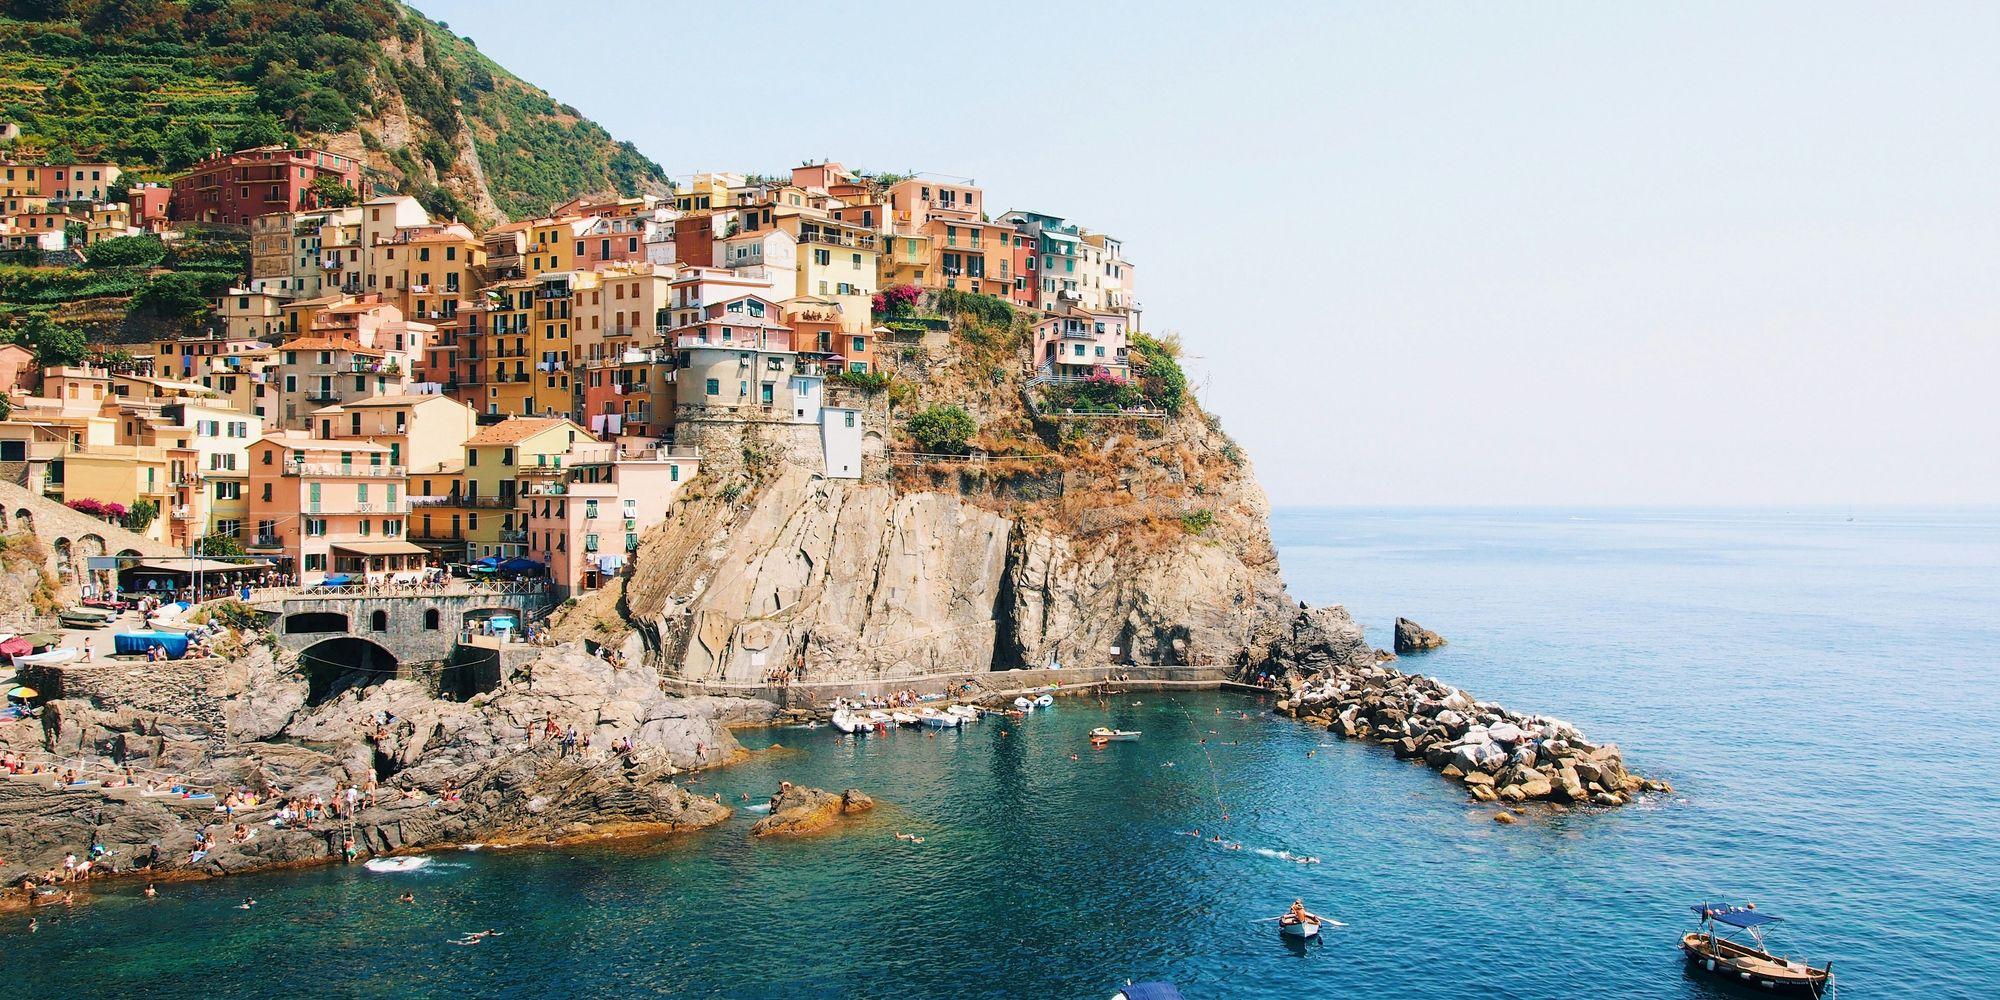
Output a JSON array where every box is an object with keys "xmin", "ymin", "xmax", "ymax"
[{"xmin": 0, "ymin": 0, "xmax": 668, "ymax": 222}]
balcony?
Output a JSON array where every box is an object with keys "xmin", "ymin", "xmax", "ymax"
[
  {"xmin": 499, "ymin": 529, "xmax": 528, "ymax": 543},
  {"xmin": 797, "ymin": 229, "xmax": 878, "ymax": 251},
  {"xmin": 536, "ymin": 360, "xmax": 566, "ymax": 373},
  {"xmin": 283, "ymin": 462, "xmax": 407, "ymax": 478},
  {"xmin": 304, "ymin": 390, "xmax": 342, "ymax": 403},
  {"xmin": 533, "ymin": 284, "xmax": 572, "ymax": 300},
  {"xmin": 251, "ymin": 534, "xmax": 283, "ymax": 549}
]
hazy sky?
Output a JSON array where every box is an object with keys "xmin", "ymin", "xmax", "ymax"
[{"xmin": 417, "ymin": 1, "xmax": 1997, "ymax": 506}]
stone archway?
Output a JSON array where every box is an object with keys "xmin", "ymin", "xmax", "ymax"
[
  {"xmin": 284, "ymin": 611, "xmax": 349, "ymax": 634},
  {"xmin": 297, "ymin": 636, "xmax": 399, "ymax": 706}
]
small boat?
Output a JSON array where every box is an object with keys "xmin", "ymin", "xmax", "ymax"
[
  {"xmin": 1681, "ymin": 903, "xmax": 1833, "ymax": 994},
  {"xmin": 59, "ymin": 610, "xmax": 113, "ymax": 629},
  {"xmin": 1111, "ymin": 985, "xmax": 1185, "ymax": 1000},
  {"xmin": 13, "ymin": 647, "xmax": 79, "ymax": 669},
  {"xmin": 918, "ymin": 708, "xmax": 962, "ymax": 728},
  {"xmin": 1034, "ymin": 694, "xmax": 1055, "ymax": 708},
  {"xmin": 1013, "ymin": 697, "xmax": 1034, "ymax": 711},
  {"xmin": 831, "ymin": 708, "xmax": 863, "ymax": 734},
  {"xmin": 947, "ymin": 705, "xmax": 980, "ymax": 722},
  {"xmin": 1089, "ymin": 727, "xmax": 1141, "ymax": 742},
  {"xmin": 891, "ymin": 711, "xmax": 919, "ymax": 726},
  {"xmin": 866, "ymin": 710, "xmax": 894, "ymax": 729}
]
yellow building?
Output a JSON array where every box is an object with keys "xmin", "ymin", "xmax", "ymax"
[
  {"xmin": 782, "ymin": 218, "xmax": 879, "ymax": 332},
  {"xmin": 526, "ymin": 270, "xmax": 593, "ymax": 419},
  {"xmin": 61, "ymin": 443, "xmax": 175, "ymax": 542},
  {"xmin": 480, "ymin": 278, "xmax": 536, "ymax": 418},
  {"xmin": 218, "ymin": 287, "xmax": 288, "ymax": 341},
  {"xmin": 458, "ymin": 417, "xmax": 589, "ymax": 560}
]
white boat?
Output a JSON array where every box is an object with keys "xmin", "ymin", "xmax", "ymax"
[
  {"xmin": 12, "ymin": 647, "xmax": 79, "ymax": 669},
  {"xmin": 891, "ymin": 711, "xmax": 919, "ymax": 726},
  {"xmin": 363, "ymin": 856, "xmax": 430, "ymax": 873},
  {"xmin": 1013, "ymin": 697, "xmax": 1033, "ymax": 711},
  {"xmin": 947, "ymin": 704, "xmax": 980, "ymax": 722},
  {"xmin": 1279, "ymin": 914, "xmax": 1322, "ymax": 939},
  {"xmin": 866, "ymin": 710, "xmax": 894, "ymax": 729},
  {"xmin": 1034, "ymin": 694, "xmax": 1055, "ymax": 708},
  {"xmin": 1089, "ymin": 727, "xmax": 1142, "ymax": 742},
  {"xmin": 918, "ymin": 708, "xmax": 962, "ymax": 728},
  {"xmin": 831, "ymin": 708, "xmax": 863, "ymax": 734}
]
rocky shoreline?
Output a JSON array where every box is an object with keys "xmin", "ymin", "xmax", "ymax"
[
  {"xmin": 0, "ymin": 640, "xmax": 774, "ymax": 907},
  {"xmin": 1276, "ymin": 629, "xmax": 1669, "ymax": 811}
]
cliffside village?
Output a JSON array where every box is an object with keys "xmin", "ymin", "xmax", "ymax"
[{"xmin": 0, "ymin": 148, "xmax": 1142, "ymax": 601}]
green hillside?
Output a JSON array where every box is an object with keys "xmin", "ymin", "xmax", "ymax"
[{"xmin": 0, "ymin": 0, "xmax": 668, "ymax": 221}]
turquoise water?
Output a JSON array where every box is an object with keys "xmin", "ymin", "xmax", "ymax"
[{"xmin": 6, "ymin": 508, "xmax": 1997, "ymax": 997}]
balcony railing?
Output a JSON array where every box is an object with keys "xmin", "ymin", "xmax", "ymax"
[
  {"xmin": 304, "ymin": 391, "xmax": 342, "ymax": 403},
  {"xmin": 797, "ymin": 229, "xmax": 878, "ymax": 251},
  {"xmin": 252, "ymin": 535, "xmax": 283, "ymax": 548},
  {"xmin": 284, "ymin": 463, "xmax": 407, "ymax": 478}
]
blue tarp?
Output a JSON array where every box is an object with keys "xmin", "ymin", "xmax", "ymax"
[
  {"xmin": 1694, "ymin": 905, "xmax": 1779, "ymax": 929},
  {"xmin": 318, "ymin": 574, "xmax": 354, "ymax": 587},
  {"xmin": 115, "ymin": 631, "xmax": 190, "ymax": 659},
  {"xmin": 1119, "ymin": 986, "xmax": 1185, "ymax": 1000},
  {"xmin": 497, "ymin": 557, "xmax": 544, "ymax": 574}
]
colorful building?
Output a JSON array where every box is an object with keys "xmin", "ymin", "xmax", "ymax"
[{"xmin": 168, "ymin": 146, "xmax": 361, "ymax": 227}]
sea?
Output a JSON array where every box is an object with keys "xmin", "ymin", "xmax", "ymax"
[{"xmin": 6, "ymin": 508, "xmax": 1997, "ymax": 998}]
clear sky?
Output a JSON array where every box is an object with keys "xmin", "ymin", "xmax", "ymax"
[{"xmin": 415, "ymin": 1, "xmax": 1998, "ymax": 506}]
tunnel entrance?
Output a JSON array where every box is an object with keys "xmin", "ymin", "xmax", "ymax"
[{"xmin": 299, "ymin": 636, "xmax": 399, "ymax": 706}]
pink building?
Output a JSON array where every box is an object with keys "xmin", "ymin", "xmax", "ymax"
[
  {"xmin": 520, "ymin": 441, "xmax": 699, "ymax": 596},
  {"xmin": 1033, "ymin": 309, "xmax": 1130, "ymax": 380}
]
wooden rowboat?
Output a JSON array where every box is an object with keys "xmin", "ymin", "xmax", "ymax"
[
  {"xmin": 1278, "ymin": 914, "xmax": 1321, "ymax": 938},
  {"xmin": 1089, "ymin": 727, "xmax": 1141, "ymax": 741},
  {"xmin": 1681, "ymin": 904, "xmax": 1832, "ymax": 994}
]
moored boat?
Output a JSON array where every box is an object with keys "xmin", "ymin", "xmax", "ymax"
[
  {"xmin": 1089, "ymin": 727, "xmax": 1141, "ymax": 742},
  {"xmin": 918, "ymin": 708, "xmax": 962, "ymax": 728},
  {"xmin": 1034, "ymin": 694, "xmax": 1055, "ymax": 708},
  {"xmin": 1013, "ymin": 696, "xmax": 1033, "ymax": 711},
  {"xmin": 947, "ymin": 704, "xmax": 980, "ymax": 722},
  {"xmin": 13, "ymin": 647, "xmax": 79, "ymax": 668},
  {"xmin": 831, "ymin": 708, "xmax": 863, "ymax": 734},
  {"xmin": 1681, "ymin": 904, "xmax": 1833, "ymax": 994},
  {"xmin": 891, "ymin": 711, "xmax": 919, "ymax": 726}
]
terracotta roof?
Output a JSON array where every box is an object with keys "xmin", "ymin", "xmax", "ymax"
[
  {"xmin": 279, "ymin": 336, "xmax": 384, "ymax": 354},
  {"xmin": 466, "ymin": 417, "xmax": 578, "ymax": 447}
]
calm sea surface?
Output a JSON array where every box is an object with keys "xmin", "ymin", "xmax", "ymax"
[{"xmin": 7, "ymin": 508, "xmax": 1997, "ymax": 998}]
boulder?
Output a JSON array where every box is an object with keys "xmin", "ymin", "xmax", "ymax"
[
  {"xmin": 749, "ymin": 785, "xmax": 875, "ymax": 838},
  {"xmin": 1393, "ymin": 618, "xmax": 1447, "ymax": 654}
]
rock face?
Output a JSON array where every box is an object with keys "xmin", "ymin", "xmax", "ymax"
[
  {"xmin": 613, "ymin": 410, "xmax": 1377, "ymax": 685},
  {"xmin": 748, "ymin": 785, "xmax": 876, "ymax": 838},
  {"xmin": 1279, "ymin": 660, "xmax": 1670, "ymax": 809},
  {"xmin": 0, "ymin": 640, "xmax": 767, "ymax": 888},
  {"xmin": 1394, "ymin": 618, "xmax": 1447, "ymax": 654}
]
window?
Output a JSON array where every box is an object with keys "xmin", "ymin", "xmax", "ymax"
[
  {"xmin": 423, "ymin": 609, "xmax": 440, "ymax": 630},
  {"xmin": 705, "ymin": 378, "xmax": 719, "ymax": 396},
  {"xmin": 370, "ymin": 610, "xmax": 388, "ymax": 632},
  {"xmin": 851, "ymin": 336, "xmax": 865, "ymax": 354},
  {"xmin": 813, "ymin": 249, "xmax": 830, "ymax": 266},
  {"xmin": 261, "ymin": 483, "xmax": 273, "ymax": 502},
  {"xmin": 844, "ymin": 411, "xmax": 856, "ymax": 428}
]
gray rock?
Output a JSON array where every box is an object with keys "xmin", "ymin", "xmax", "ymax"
[{"xmin": 1393, "ymin": 617, "xmax": 1447, "ymax": 654}]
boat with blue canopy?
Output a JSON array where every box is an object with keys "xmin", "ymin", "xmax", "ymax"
[{"xmin": 1682, "ymin": 903, "xmax": 1833, "ymax": 995}]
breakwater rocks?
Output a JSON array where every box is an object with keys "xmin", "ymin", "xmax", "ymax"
[
  {"xmin": 1278, "ymin": 664, "xmax": 1669, "ymax": 808},
  {"xmin": 749, "ymin": 784, "xmax": 875, "ymax": 837}
]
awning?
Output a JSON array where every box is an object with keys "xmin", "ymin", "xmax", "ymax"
[
  {"xmin": 330, "ymin": 540, "xmax": 430, "ymax": 557},
  {"xmin": 136, "ymin": 557, "xmax": 249, "ymax": 575},
  {"xmin": 496, "ymin": 557, "xmax": 544, "ymax": 573},
  {"xmin": 1694, "ymin": 905, "xmax": 1780, "ymax": 929},
  {"xmin": 318, "ymin": 574, "xmax": 354, "ymax": 587}
]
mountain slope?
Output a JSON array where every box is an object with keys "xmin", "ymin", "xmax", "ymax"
[{"xmin": 0, "ymin": 0, "xmax": 667, "ymax": 222}]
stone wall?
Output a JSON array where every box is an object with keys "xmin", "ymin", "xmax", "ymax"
[
  {"xmin": 0, "ymin": 480, "xmax": 179, "ymax": 594},
  {"xmin": 265, "ymin": 590, "xmax": 555, "ymax": 667},
  {"xmin": 18, "ymin": 656, "xmax": 229, "ymax": 726}
]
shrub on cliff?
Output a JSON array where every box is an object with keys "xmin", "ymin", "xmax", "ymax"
[
  {"xmin": 1129, "ymin": 333, "xmax": 1187, "ymax": 416},
  {"xmin": 906, "ymin": 404, "xmax": 977, "ymax": 455}
]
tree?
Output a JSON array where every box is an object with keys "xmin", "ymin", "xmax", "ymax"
[
  {"xmin": 232, "ymin": 112, "xmax": 288, "ymax": 150},
  {"xmin": 121, "ymin": 499, "xmax": 158, "ymax": 533},
  {"xmin": 130, "ymin": 272, "xmax": 211, "ymax": 322},
  {"xmin": 195, "ymin": 532, "xmax": 247, "ymax": 559},
  {"xmin": 309, "ymin": 174, "xmax": 358, "ymax": 208},
  {"xmin": 22, "ymin": 315, "xmax": 88, "ymax": 367},
  {"xmin": 906, "ymin": 405, "xmax": 977, "ymax": 455}
]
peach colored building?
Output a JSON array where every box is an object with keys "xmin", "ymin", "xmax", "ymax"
[
  {"xmin": 520, "ymin": 440, "xmax": 699, "ymax": 597},
  {"xmin": 247, "ymin": 432, "xmax": 423, "ymax": 583}
]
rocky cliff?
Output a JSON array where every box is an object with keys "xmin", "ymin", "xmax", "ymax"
[{"xmin": 560, "ymin": 303, "xmax": 1375, "ymax": 685}]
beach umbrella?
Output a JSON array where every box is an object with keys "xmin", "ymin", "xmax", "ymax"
[{"xmin": 7, "ymin": 686, "xmax": 38, "ymax": 699}]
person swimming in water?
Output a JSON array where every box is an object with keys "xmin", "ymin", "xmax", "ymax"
[
  {"xmin": 237, "ymin": 897, "xmax": 255, "ymax": 909},
  {"xmin": 452, "ymin": 929, "xmax": 502, "ymax": 945},
  {"xmin": 398, "ymin": 892, "xmax": 415, "ymax": 904},
  {"xmin": 143, "ymin": 883, "xmax": 157, "ymax": 898}
]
